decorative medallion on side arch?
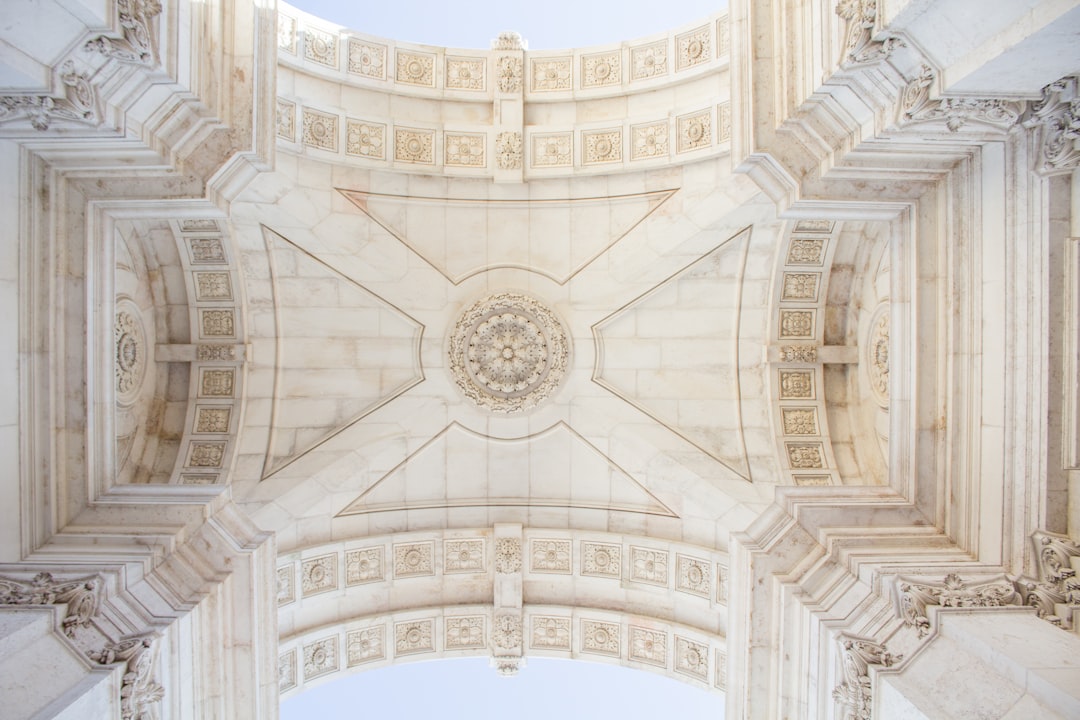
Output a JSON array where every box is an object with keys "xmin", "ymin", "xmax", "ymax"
[
  {"xmin": 448, "ymin": 293, "xmax": 569, "ymax": 414},
  {"xmin": 114, "ymin": 298, "xmax": 146, "ymax": 405},
  {"xmin": 867, "ymin": 303, "xmax": 889, "ymax": 407}
]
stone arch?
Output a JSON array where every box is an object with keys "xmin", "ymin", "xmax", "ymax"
[{"xmin": 276, "ymin": 527, "xmax": 729, "ymax": 698}]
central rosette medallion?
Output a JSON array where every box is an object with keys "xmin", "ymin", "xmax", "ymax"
[{"xmin": 448, "ymin": 292, "xmax": 569, "ymax": 413}]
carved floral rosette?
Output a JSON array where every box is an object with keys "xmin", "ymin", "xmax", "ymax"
[
  {"xmin": 894, "ymin": 573, "xmax": 1019, "ymax": 637},
  {"xmin": 448, "ymin": 292, "xmax": 569, "ymax": 413}
]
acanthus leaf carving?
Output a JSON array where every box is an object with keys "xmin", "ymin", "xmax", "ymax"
[
  {"xmin": 832, "ymin": 633, "xmax": 901, "ymax": 720},
  {"xmin": 0, "ymin": 62, "xmax": 100, "ymax": 131},
  {"xmin": 900, "ymin": 65, "xmax": 1022, "ymax": 132},
  {"xmin": 1016, "ymin": 531, "xmax": 1080, "ymax": 628},
  {"xmin": 1023, "ymin": 75, "xmax": 1080, "ymax": 173},
  {"xmin": 89, "ymin": 634, "xmax": 164, "ymax": 720},
  {"xmin": 895, "ymin": 573, "xmax": 1020, "ymax": 637},
  {"xmin": 835, "ymin": 0, "xmax": 903, "ymax": 67},
  {"xmin": 0, "ymin": 571, "xmax": 101, "ymax": 637},
  {"xmin": 85, "ymin": 0, "xmax": 162, "ymax": 66}
]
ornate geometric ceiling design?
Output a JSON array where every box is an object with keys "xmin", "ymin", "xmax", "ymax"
[
  {"xmin": 593, "ymin": 227, "xmax": 753, "ymax": 480},
  {"xmin": 337, "ymin": 188, "xmax": 678, "ymax": 285},
  {"xmin": 336, "ymin": 421, "xmax": 677, "ymax": 517}
]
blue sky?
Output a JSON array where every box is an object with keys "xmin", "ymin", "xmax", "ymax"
[
  {"xmin": 281, "ymin": 656, "xmax": 725, "ymax": 719},
  {"xmin": 287, "ymin": 0, "xmax": 727, "ymax": 49}
]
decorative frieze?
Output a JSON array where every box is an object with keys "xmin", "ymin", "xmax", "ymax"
[
  {"xmin": 786, "ymin": 442, "xmax": 825, "ymax": 469},
  {"xmin": 676, "ymin": 554, "xmax": 711, "ymax": 597},
  {"xmin": 89, "ymin": 635, "xmax": 164, "ymax": 720},
  {"xmin": 346, "ymin": 626, "xmax": 385, "ymax": 665},
  {"xmin": 716, "ymin": 16, "xmax": 730, "ymax": 57},
  {"xmin": 782, "ymin": 272, "xmax": 820, "ymax": 301},
  {"xmin": 446, "ymin": 58, "xmax": 485, "ymax": 91},
  {"xmin": 779, "ymin": 369, "xmax": 815, "ymax": 399},
  {"xmin": 631, "ymin": 121, "xmax": 668, "ymax": 159},
  {"xmin": 531, "ymin": 616, "xmax": 571, "ymax": 649},
  {"xmin": 896, "ymin": 573, "xmax": 1018, "ymax": 637},
  {"xmin": 200, "ymin": 309, "xmax": 235, "ymax": 337},
  {"xmin": 196, "ymin": 344, "xmax": 237, "ymax": 361},
  {"xmin": 582, "ymin": 51, "xmax": 621, "ymax": 88},
  {"xmin": 677, "ymin": 110, "xmax": 712, "ymax": 153},
  {"xmin": 180, "ymin": 219, "xmax": 219, "ymax": 233},
  {"xmin": 675, "ymin": 26, "xmax": 711, "ymax": 71},
  {"xmin": 495, "ymin": 131, "xmax": 523, "ymax": 169},
  {"xmin": 496, "ymin": 56, "xmax": 523, "ymax": 93},
  {"xmin": 631, "ymin": 41, "xmax": 667, "ymax": 80},
  {"xmin": 194, "ymin": 271, "xmax": 232, "ymax": 301},
  {"xmin": 674, "ymin": 636, "xmax": 708, "ymax": 680},
  {"xmin": 301, "ymin": 108, "xmax": 338, "ymax": 151},
  {"xmin": 531, "ymin": 58, "xmax": 572, "ymax": 92},
  {"xmin": 396, "ymin": 50, "xmax": 436, "ymax": 87},
  {"xmin": 394, "ymin": 127, "xmax": 435, "ymax": 164},
  {"xmin": 787, "ymin": 237, "xmax": 826, "ymax": 265},
  {"xmin": 393, "ymin": 541, "xmax": 434, "ymax": 577},
  {"xmin": 629, "ymin": 626, "xmax": 667, "ymax": 667},
  {"xmin": 714, "ymin": 650, "xmax": 727, "ymax": 689},
  {"xmin": 779, "ymin": 309, "xmax": 814, "ymax": 339},
  {"xmin": 277, "ymin": 14, "xmax": 297, "ymax": 54},
  {"xmin": 531, "ymin": 539, "xmax": 572, "ymax": 573},
  {"xmin": 276, "ymin": 566, "xmax": 295, "ymax": 606},
  {"xmin": 187, "ymin": 237, "xmax": 226, "ymax": 264},
  {"xmin": 348, "ymin": 39, "xmax": 387, "ymax": 80},
  {"xmin": 304, "ymin": 29, "xmax": 338, "ymax": 68},
  {"xmin": 583, "ymin": 129, "xmax": 622, "ymax": 164},
  {"xmin": 395, "ymin": 619, "xmax": 435, "ymax": 655},
  {"xmin": 194, "ymin": 406, "xmax": 231, "ymax": 434},
  {"xmin": 717, "ymin": 102, "xmax": 732, "ymax": 142},
  {"xmin": 302, "ymin": 636, "xmax": 338, "ymax": 679},
  {"xmin": 794, "ymin": 474, "xmax": 832, "ymax": 486},
  {"xmin": 781, "ymin": 408, "xmax": 819, "ymax": 435},
  {"xmin": 198, "ymin": 368, "xmax": 235, "ymax": 397},
  {"xmin": 0, "ymin": 572, "xmax": 100, "ymax": 637},
  {"xmin": 346, "ymin": 547, "xmax": 384, "ymax": 585},
  {"xmin": 278, "ymin": 650, "xmax": 297, "ymax": 691},
  {"xmin": 582, "ymin": 541, "xmax": 621, "ymax": 578},
  {"xmin": 445, "ymin": 539, "xmax": 485, "ymax": 573},
  {"xmin": 187, "ymin": 441, "xmax": 225, "ymax": 467},
  {"xmin": 630, "ymin": 546, "xmax": 669, "ymax": 586},
  {"xmin": 495, "ymin": 538, "xmax": 522, "ymax": 573},
  {"xmin": 780, "ymin": 345, "xmax": 818, "ymax": 363},
  {"xmin": 492, "ymin": 613, "xmax": 523, "ymax": 651},
  {"xmin": 716, "ymin": 565, "xmax": 728, "ymax": 603},
  {"xmin": 445, "ymin": 616, "xmax": 486, "ymax": 649},
  {"xmin": 532, "ymin": 133, "xmax": 573, "ymax": 167},
  {"xmin": 445, "ymin": 133, "xmax": 486, "ymax": 167},
  {"xmin": 301, "ymin": 554, "xmax": 338, "ymax": 596},
  {"xmin": 581, "ymin": 620, "xmax": 620, "ymax": 656},
  {"xmin": 346, "ymin": 120, "xmax": 386, "ymax": 159},
  {"xmin": 832, "ymin": 634, "xmax": 901, "ymax": 720}
]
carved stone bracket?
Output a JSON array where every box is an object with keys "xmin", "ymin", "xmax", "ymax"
[
  {"xmin": 90, "ymin": 634, "xmax": 165, "ymax": 720},
  {"xmin": 899, "ymin": 64, "xmax": 1023, "ymax": 132},
  {"xmin": 0, "ymin": 571, "xmax": 101, "ymax": 637},
  {"xmin": 835, "ymin": 0, "xmax": 903, "ymax": 67},
  {"xmin": 86, "ymin": 0, "xmax": 162, "ymax": 66},
  {"xmin": 1015, "ymin": 531, "xmax": 1080, "ymax": 628},
  {"xmin": 1023, "ymin": 75, "xmax": 1080, "ymax": 173},
  {"xmin": 895, "ymin": 573, "xmax": 1019, "ymax": 638},
  {"xmin": 0, "ymin": 61, "xmax": 100, "ymax": 131},
  {"xmin": 832, "ymin": 633, "xmax": 902, "ymax": 720}
]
